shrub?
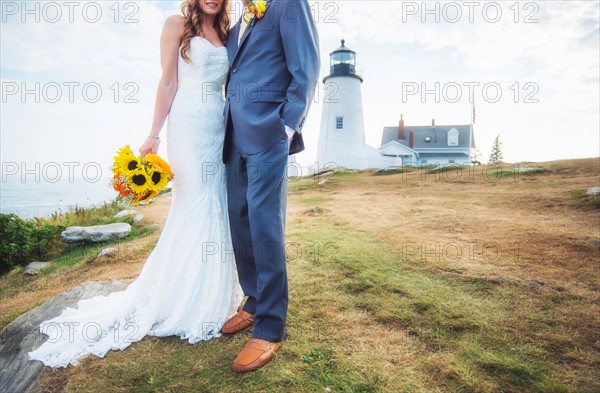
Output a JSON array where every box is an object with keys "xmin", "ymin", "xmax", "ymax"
[
  {"xmin": 0, "ymin": 214, "xmax": 64, "ymax": 273},
  {"xmin": 0, "ymin": 199, "xmax": 130, "ymax": 275}
]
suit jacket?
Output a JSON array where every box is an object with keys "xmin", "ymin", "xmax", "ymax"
[{"xmin": 223, "ymin": 0, "xmax": 320, "ymax": 158}]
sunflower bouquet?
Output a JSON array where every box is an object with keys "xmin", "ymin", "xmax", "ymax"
[{"xmin": 111, "ymin": 145, "xmax": 174, "ymax": 205}]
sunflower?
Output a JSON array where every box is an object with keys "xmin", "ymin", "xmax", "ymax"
[
  {"xmin": 110, "ymin": 144, "xmax": 173, "ymax": 205},
  {"xmin": 131, "ymin": 189, "xmax": 158, "ymax": 206},
  {"xmin": 147, "ymin": 168, "xmax": 170, "ymax": 191},
  {"xmin": 144, "ymin": 153, "xmax": 172, "ymax": 176},
  {"xmin": 113, "ymin": 145, "xmax": 141, "ymax": 175},
  {"xmin": 125, "ymin": 168, "xmax": 152, "ymax": 194}
]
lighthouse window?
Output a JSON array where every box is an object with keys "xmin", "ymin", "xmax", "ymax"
[
  {"xmin": 336, "ymin": 117, "xmax": 344, "ymax": 129},
  {"xmin": 332, "ymin": 52, "xmax": 355, "ymax": 65}
]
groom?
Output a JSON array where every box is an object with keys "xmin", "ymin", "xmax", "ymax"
[{"xmin": 221, "ymin": 0, "xmax": 320, "ymax": 372}]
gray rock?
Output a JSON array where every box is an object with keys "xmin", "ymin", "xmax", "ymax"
[
  {"xmin": 114, "ymin": 210, "xmax": 137, "ymax": 219},
  {"xmin": 23, "ymin": 262, "xmax": 50, "ymax": 276},
  {"xmin": 305, "ymin": 207, "xmax": 321, "ymax": 214},
  {"xmin": 132, "ymin": 213, "xmax": 144, "ymax": 224},
  {"xmin": 0, "ymin": 280, "xmax": 129, "ymax": 393},
  {"xmin": 586, "ymin": 187, "xmax": 600, "ymax": 196},
  {"xmin": 97, "ymin": 247, "xmax": 117, "ymax": 257},
  {"xmin": 60, "ymin": 223, "xmax": 131, "ymax": 244},
  {"xmin": 510, "ymin": 167, "xmax": 543, "ymax": 173},
  {"xmin": 586, "ymin": 240, "xmax": 600, "ymax": 251}
]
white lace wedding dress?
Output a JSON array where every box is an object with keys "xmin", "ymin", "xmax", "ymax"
[{"xmin": 28, "ymin": 37, "xmax": 244, "ymax": 368}]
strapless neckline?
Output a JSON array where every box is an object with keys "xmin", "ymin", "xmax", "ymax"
[{"xmin": 191, "ymin": 35, "xmax": 226, "ymax": 50}]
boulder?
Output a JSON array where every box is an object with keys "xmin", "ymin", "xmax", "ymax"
[
  {"xmin": 22, "ymin": 262, "xmax": 50, "ymax": 276},
  {"xmin": 97, "ymin": 247, "xmax": 117, "ymax": 257},
  {"xmin": 114, "ymin": 210, "xmax": 137, "ymax": 219},
  {"xmin": 60, "ymin": 223, "xmax": 131, "ymax": 244},
  {"xmin": 132, "ymin": 214, "xmax": 144, "ymax": 224},
  {"xmin": 305, "ymin": 207, "xmax": 321, "ymax": 214},
  {"xmin": 0, "ymin": 280, "xmax": 129, "ymax": 393},
  {"xmin": 586, "ymin": 187, "xmax": 600, "ymax": 196}
]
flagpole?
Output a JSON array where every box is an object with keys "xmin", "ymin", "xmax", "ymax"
[{"xmin": 470, "ymin": 100, "xmax": 475, "ymax": 163}]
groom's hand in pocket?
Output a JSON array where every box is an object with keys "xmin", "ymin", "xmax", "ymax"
[{"xmin": 284, "ymin": 125, "xmax": 295, "ymax": 140}]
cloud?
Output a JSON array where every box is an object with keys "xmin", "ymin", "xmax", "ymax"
[
  {"xmin": 1, "ymin": 1, "xmax": 168, "ymax": 78},
  {"xmin": 1, "ymin": 1, "xmax": 174, "ymax": 173},
  {"xmin": 1, "ymin": 0, "xmax": 598, "ymax": 175},
  {"xmin": 310, "ymin": 1, "xmax": 599, "ymax": 162}
]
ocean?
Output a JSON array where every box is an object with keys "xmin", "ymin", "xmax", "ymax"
[
  {"xmin": 0, "ymin": 164, "xmax": 319, "ymax": 220},
  {"xmin": 0, "ymin": 175, "xmax": 117, "ymax": 220}
]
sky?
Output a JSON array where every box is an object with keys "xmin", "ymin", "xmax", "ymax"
[{"xmin": 1, "ymin": 0, "xmax": 599, "ymax": 182}]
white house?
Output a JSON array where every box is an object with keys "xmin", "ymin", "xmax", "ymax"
[{"xmin": 378, "ymin": 116, "xmax": 476, "ymax": 167}]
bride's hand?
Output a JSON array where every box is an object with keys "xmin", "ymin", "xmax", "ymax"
[{"xmin": 139, "ymin": 137, "xmax": 160, "ymax": 157}]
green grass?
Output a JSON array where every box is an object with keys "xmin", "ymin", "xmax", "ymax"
[
  {"xmin": 373, "ymin": 167, "xmax": 414, "ymax": 176},
  {"xmin": 289, "ymin": 170, "xmax": 357, "ymax": 193},
  {"xmin": 0, "ymin": 198, "xmax": 137, "ymax": 274},
  {"xmin": 295, "ymin": 196, "xmax": 328, "ymax": 205},
  {"xmin": 0, "ymin": 224, "xmax": 159, "ymax": 329},
  {"xmin": 428, "ymin": 165, "xmax": 466, "ymax": 173},
  {"xmin": 489, "ymin": 168, "xmax": 546, "ymax": 178},
  {"xmin": 16, "ymin": 159, "xmax": 599, "ymax": 392},
  {"xmin": 571, "ymin": 189, "xmax": 600, "ymax": 209},
  {"xmin": 49, "ymin": 212, "xmax": 600, "ymax": 392}
]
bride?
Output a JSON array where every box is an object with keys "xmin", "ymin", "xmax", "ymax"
[{"xmin": 28, "ymin": 0, "xmax": 243, "ymax": 367}]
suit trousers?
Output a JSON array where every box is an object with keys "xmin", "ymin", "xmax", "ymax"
[{"xmin": 224, "ymin": 130, "xmax": 291, "ymax": 342}]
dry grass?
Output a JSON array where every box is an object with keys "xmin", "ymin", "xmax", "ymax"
[{"xmin": 3, "ymin": 158, "xmax": 599, "ymax": 392}]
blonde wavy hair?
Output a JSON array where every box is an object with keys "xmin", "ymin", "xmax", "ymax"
[{"xmin": 180, "ymin": 0, "xmax": 230, "ymax": 63}]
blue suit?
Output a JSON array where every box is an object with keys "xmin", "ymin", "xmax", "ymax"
[{"xmin": 223, "ymin": 0, "xmax": 320, "ymax": 341}]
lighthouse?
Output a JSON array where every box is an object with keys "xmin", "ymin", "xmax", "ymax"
[{"xmin": 316, "ymin": 39, "xmax": 380, "ymax": 170}]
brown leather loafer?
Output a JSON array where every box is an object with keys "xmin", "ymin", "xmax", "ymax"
[
  {"xmin": 232, "ymin": 338, "xmax": 282, "ymax": 372},
  {"xmin": 221, "ymin": 310, "xmax": 254, "ymax": 335}
]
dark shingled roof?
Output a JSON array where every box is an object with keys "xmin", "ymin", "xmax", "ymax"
[{"xmin": 380, "ymin": 125, "xmax": 474, "ymax": 149}]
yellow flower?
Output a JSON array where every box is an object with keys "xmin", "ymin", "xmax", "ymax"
[
  {"xmin": 132, "ymin": 190, "xmax": 158, "ymax": 206},
  {"xmin": 126, "ymin": 168, "xmax": 152, "ymax": 194},
  {"xmin": 110, "ymin": 144, "xmax": 173, "ymax": 205},
  {"xmin": 113, "ymin": 145, "xmax": 140, "ymax": 175},
  {"xmin": 256, "ymin": 0, "xmax": 267, "ymax": 14},
  {"xmin": 147, "ymin": 168, "xmax": 170, "ymax": 191},
  {"xmin": 144, "ymin": 153, "xmax": 172, "ymax": 176}
]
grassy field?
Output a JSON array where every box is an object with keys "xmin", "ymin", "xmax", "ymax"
[{"xmin": 2, "ymin": 158, "xmax": 599, "ymax": 392}]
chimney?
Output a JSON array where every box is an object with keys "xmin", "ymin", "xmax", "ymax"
[
  {"xmin": 409, "ymin": 130, "xmax": 414, "ymax": 148},
  {"xmin": 398, "ymin": 114, "xmax": 405, "ymax": 140},
  {"xmin": 432, "ymin": 118, "xmax": 435, "ymax": 126}
]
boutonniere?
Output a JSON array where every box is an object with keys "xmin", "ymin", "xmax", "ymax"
[{"xmin": 247, "ymin": 0, "xmax": 269, "ymax": 26}]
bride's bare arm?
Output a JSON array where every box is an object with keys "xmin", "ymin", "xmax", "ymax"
[{"xmin": 140, "ymin": 15, "xmax": 184, "ymax": 156}]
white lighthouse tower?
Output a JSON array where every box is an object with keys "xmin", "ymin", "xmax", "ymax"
[{"xmin": 316, "ymin": 39, "xmax": 380, "ymax": 170}]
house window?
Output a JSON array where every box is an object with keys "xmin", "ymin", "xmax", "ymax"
[
  {"xmin": 448, "ymin": 128, "xmax": 459, "ymax": 146},
  {"xmin": 336, "ymin": 117, "xmax": 344, "ymax": 129}
]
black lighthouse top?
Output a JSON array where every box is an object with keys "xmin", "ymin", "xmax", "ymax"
[{"xmin": 323, "ymin": 39, "xmax": 363, "ymax": 83}]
